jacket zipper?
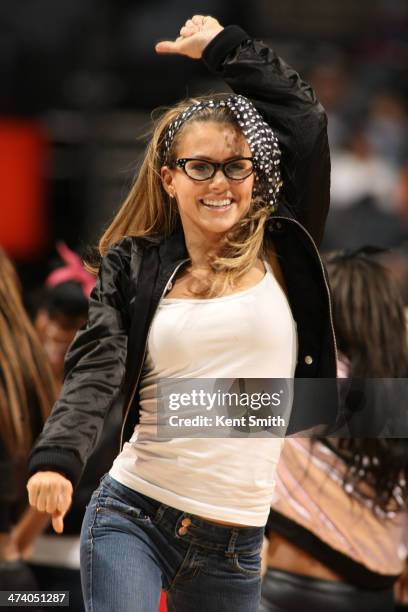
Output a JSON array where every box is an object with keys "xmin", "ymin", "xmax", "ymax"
[
  {"xmin": 273, "ymin": 215, "xmax": 339, "ymax": 365},
  {"xmin": 119, "ymin": 257, "xmax": 190, "ymax": 451}
]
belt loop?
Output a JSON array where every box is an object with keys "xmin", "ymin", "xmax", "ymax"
[{"xmin": 226, "ymin": 528, "xmax": 239, "ymax": 556}]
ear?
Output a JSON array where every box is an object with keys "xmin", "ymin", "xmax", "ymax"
[{"xmin": 161, "ymin": 166, "xmax": 176, "ymax": 198}]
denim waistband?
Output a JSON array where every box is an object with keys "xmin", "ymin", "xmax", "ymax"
[{"xmin": 98, "ymin": 474, "xmax": 264, "ymax": 555}]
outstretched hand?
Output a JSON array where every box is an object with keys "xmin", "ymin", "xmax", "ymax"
[{"xmin": 155, "ymin": 15, "xmax": 223, "ymax": 59}]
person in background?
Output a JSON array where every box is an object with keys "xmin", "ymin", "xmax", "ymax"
[
  {"xmin": 34, "ymin": 243, "xmax": 94, "ymax": 390},
  {"xmin": 262, "ymin": 248, "xmax": 408, "ymax": 612},
  {"xmin": 28, "ymin": 243, "xmax": 122, "ymax": 612},
  {"xmin": 0, "ymin": 248, "xmax": 55, "ymax": 598}
]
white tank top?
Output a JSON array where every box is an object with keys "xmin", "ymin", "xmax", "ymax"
[{"xmin": 110, "ymin": 259, "xmax": 298, "ymax": 526}]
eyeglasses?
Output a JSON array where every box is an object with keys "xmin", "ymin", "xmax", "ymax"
[{"xmin": 174, "ymin": 157, "xmax": 255, "ymax": 181}]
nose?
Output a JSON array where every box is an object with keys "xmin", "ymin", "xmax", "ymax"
[{"xmin": 208, "ymin": 168, "xmax": 230, "ymax": 190}]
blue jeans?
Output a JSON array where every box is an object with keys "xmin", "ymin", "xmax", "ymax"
[{"xmin": 80, "ymin": 474, "xmax": 263, "ymax": 612}]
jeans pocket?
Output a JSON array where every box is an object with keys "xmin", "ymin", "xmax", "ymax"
[
  {"xmin": 231, "ymin": 549, "xmax": 262, "ymax": 576},
  {"xmin": 95, "ymin": 495, "xmax": 152, "ymax": 525}
]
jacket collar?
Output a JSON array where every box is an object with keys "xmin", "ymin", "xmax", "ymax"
[
  {"xmin": 273, "ymin": 200, "xmax": 296, "ymax": 220},
  {"xmin": 158, "ymin": 221, "xmax": 189, "ymax": 264}
]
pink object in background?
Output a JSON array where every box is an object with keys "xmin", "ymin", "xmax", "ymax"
[{"xmin": 46, "ymin": 242, "xmax": 95, "ymax": 297}]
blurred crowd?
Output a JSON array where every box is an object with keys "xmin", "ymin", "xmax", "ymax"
[
  {"xmin": 306, "ymin": 0, "xmax": 408, "ymax": 299},
  {"xmin": 1, "ymin": 0, "xmax": 407, "ymax": 287}
]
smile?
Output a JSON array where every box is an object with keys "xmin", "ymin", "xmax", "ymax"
[{"xmin": 200, "ymin": 198, "xmax": 233, "ymax": 209}]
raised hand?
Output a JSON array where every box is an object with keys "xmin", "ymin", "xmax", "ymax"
[
  {"xmin": 26, "ymin": 471, "xmax": 73, "ymax": 534},
  {"xmin": 155, "ymin": 15, "xmax": 223, "ymax": 59}
]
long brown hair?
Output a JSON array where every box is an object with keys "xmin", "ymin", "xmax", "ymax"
[
  {"xmin": 90, "ymin": 95, "xmax": 273, "ymax": 297},
  {"xmin": 324, "ymin": 250, "xmax": 408, "ymax": 511},
  {"xmin": 0, "ymin": 249, "xmax": 56, "ymax": 460},
  {"xmin": 326, "ymin": 252, "xmax": 408, "ymax": 377}
]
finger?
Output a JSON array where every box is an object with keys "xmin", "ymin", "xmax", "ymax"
[
  {"xmin": 27, "ymin": 481, "xmax": 39, "ymax": 507},
  {"xmin": 192, "ymin": 15, "xmax": 206, "ymax": 25},
  {"xmin": 180, "ymin": 25, "xmax": 198, "ymax": 37},
  {"xmin": 45, "ymin": 486, "xmax": 59, "ymax": 514},
  {"xmin": 180, "ymin": 23, "xmax": 199, "ymax": 36},
  {"xmin": 155, "ymin": 40, "xmax": 183, "ymax": 55},
  {"xmin": 184, "ymin": 19, "xmax": 196, "ymax": 28},
  {"xmin": 36, "ymin": 484, "xmax": 51, "ymax": 513},
  {"xmin": 56, "ymin": 488, "xmax": 72, "ymax": 514},
  {"xmin": 52, "ymin": 511, "xmax": 64, "ymax": 534}
]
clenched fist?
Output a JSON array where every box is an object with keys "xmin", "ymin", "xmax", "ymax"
[
  {"xmin": 155, "ymin": 15, "xmax": 223, "ymax": 59},
  {"xmin": 27, "ymin": 471, "xmax": 73, "ymax": 534}
]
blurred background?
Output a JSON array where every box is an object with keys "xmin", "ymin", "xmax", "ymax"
[{"xmin": 1, "ymin": 0, "xmax": 407, "ymax": 302}]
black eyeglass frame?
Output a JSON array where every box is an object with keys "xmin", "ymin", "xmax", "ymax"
[{"xmin": 174, "ymin": 157, "xmax": 256, "ymax": 181}]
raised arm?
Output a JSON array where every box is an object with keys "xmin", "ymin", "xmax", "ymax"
[{"xmin": 156, "ymin": 16, "xmax": 330, "ymax": 246}]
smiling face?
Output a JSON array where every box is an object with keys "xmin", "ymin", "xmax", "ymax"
[{"xmin": 161, "ymin": 121, "xmax": 254, "ymax": 245}]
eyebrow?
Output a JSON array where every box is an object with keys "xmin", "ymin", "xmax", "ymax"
[{"xmin": 184, "ymin": 155, "xmax": 247, "ymax": 162}]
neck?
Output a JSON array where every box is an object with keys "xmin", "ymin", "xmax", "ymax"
[{"xmin": 184, "ymin": 232, "xmax": 223, "ymax": 269}]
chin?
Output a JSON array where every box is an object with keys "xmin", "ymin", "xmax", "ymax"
[{"xmin": 202, "ymin": 225, "xmax": 237, "ymax": 240}]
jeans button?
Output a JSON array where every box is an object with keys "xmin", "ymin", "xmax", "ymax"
[
  {"xmin": 181, "ymin": 518, "xmax": 191, "ymax": 527},
  {"xmin": 178, "ymin": 526, "xmax": 188, "ymax": 536}
]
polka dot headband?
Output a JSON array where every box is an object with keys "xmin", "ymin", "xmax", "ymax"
[{"xmin": 163, "ymin": 94, "xmax": 282, "ymax": 209}]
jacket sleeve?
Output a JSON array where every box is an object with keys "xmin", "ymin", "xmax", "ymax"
[
  {"xmin": 28, "ymin": 238, "xmax": 133, "ymax": 487},
  {"xmin": 202, "ymin": 26, "xmax": 331, "ymax": 247}
]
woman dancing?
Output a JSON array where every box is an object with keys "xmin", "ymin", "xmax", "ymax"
[{"xmin": 27, "ymin": 15, "xmax": 336, "ymax": 612}]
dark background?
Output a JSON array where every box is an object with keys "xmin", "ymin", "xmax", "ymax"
[{"xmin": 1, "ymin": 0, "xmax": 407, "ymax": 298}]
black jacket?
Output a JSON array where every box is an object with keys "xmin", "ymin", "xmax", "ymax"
[{"xmin": 28, "ymin": 26, "xmax": 337, "ymax": 488}]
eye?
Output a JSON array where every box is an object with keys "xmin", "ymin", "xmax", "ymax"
[
  {"xmin": 183, "ymin": 160, "xmax": 214, "ymax": 179},
  {"xmin": 188, "ymin": 161, "xmax": 211, "ymax": 172},
  {"xmin": 227, "ymin": 160, "xmax": 250, "ymax": 171},
  {"xmin": 225, "ymin": 159, "xmax": 254, "ymax": 179}
]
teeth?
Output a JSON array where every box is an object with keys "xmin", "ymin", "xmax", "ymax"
[{"xmin": 202, "ymin": 199, "xmax": 232, "ymax": 207}]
